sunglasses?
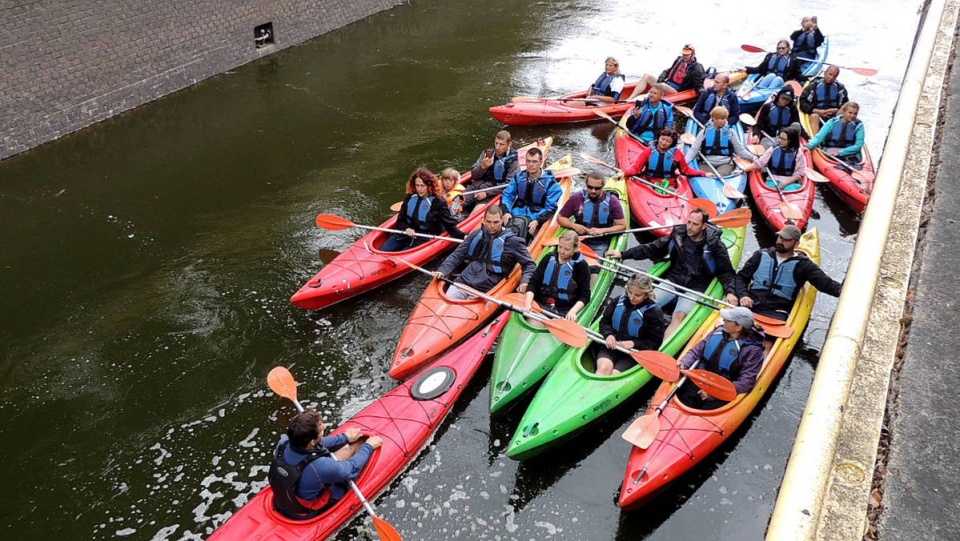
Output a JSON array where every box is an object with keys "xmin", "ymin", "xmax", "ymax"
[{"xmin": 585, "ymin": 185, "xmax": 604, "ymax": 191}]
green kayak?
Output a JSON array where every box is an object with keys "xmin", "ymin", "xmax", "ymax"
[
  {"xmin": 489, "ymin": 176, "xmax": 630, "ymax": 415},
  {"xmin": 506, "ymin": 225, "xmax": 746, "ymax": 460}
]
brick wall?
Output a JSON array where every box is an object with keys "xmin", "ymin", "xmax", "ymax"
[{"xmin": 0, "ymin": 0, "xmax": 406, "ymax": 161}]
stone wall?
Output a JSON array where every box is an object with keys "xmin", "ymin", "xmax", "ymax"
[{"xmin": 0, "ymin": 0, "xmax": 406, "ymax": 160}]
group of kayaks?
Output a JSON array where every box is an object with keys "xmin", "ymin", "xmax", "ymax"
[{"xmin": 213, "ymin": 39, "xmax": 864, "ymax": 540}]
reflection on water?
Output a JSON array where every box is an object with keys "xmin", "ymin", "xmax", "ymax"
[{"xmin": 0, "ymin": 0, "xmax": 920, "ymax": 539}]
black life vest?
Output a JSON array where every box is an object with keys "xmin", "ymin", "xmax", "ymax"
[{"xmin": 268, "ymin": 442, "xmax": 332, "ymax": 518}]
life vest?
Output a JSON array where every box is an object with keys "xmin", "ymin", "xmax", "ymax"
[
  {"xmin": 793, "ymin": 32, "xmax": 816, "ymax": 55},
  {"xmin": 667, "ymin": 233, "xmax": 718, "ymax": 275},
  {"xmin": 668, "ymin": 59, "xmax": 690, "ymax": 86},
  {"xmin": 492, "ymin": 150, "xmax": 519, "ymax": 182},
  {"xmin": 579, "ymin": 190, "xmax": 612, "ymax": 228},
  {"xmin": 467, "ymin": 230, "xmax": 516, "ymax": 275},
  {"xmin": 825, "ymin": 119, "xmax": 861, "ymax": 149},
  {"xmin": 591, "ymin": 73, "xmax": 625, "ymax": 97},
  {"xmin": 268, "ymin": 442, "xmax": 332, "ymax": 518},
  {"xmin": 611, "ymin": 296, "xmax": 656, "ymax": 339},
  {"xmin": 542, "ymin": 252, "xmax": 584, "ymax": 302},
  {"xmin": 766, "ymin": 55, "xmax": 790, "ymax": 77},
  {"xmin": 646, "ymin": 149, "xmax": 677, "ymax": 179},
  {"xmin": 405, "ymin": 195, "xmax": 435, "ymax": 232},
  {"xmin": 813, "ymin": 82, "xmax": 842, "ymax": 109},
  {"xmin": 767, "ymin": 104, "xmax": 792, "ymax": 132},
  {"xmin": 631, "ymin": 102, "xmax": 670, "ymax": 136},
  {"xmin": 511, "ymin": 170, "xmax": 557, "ymax": 211},
  {"xmin": 703, "ymin": 127, "xmax": 733, "ymax": 157},
  {"xmin": 768, "ymin": 147, "xmax": 797, "ymax": 177},
  {"xmin": 703, "ymin": 91, "xmax": 732, "ymax": 115},
  {"xmin": 751, "ymin": 251, "xmax": 800, "ymax": 300},
  {"xmin": 703, "ymin": 329, "xmax": 743, "ymax": 378}
]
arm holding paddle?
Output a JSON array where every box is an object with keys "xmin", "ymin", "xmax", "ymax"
[
  {"xmin": 806, "ymin": 116, "xmax": 866, "ymax": 158},
  {"xmin": 740, "ymin": 144, "xmax": 807, "ymax": 188}
]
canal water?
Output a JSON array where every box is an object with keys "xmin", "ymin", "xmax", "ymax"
[{"xmin": 0, "ymin": 0, "xmax": 919, "ymax": 539}]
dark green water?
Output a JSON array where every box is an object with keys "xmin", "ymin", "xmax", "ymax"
[{"xmin": 0, "ymin": 0, "xmax": 917, "ymax": 539}]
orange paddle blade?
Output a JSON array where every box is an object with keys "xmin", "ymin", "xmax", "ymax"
[
  {"xmin": 631, "ymin": 350, "xmax": 680, "ymax": 382},
  {"xmin": 722, "ymin": 183, "xmax": 746, "ymax": 199},
  {"xmin": 674, "ymin": 105, "xmax": 693, "ymax": 118},
  {"xmin": 689, "ymin": 198, "xmax": 718, "ymax": 218},
  {"xmin": 777, "ymin": 200, "xmax": 805, "ymax": 220},
  {"xmin": 315, "ymin": 214, "xmax": 356, "ymax": 230},
  {"xmin": 712, "ymin": 208, "xmax": 752, "ymax": 228},
  {"xmin": 849, "ymin": 67, "xmax": 879, "ymax": 76},
  {"xmin": 757, "ymin": 321, "xmax": 794, "ymax": 339},
  {"xmin": 267, "ymin": 367, "xmax": 298, "ymax": 403},
  {"xmin": 373, "ymin": 515, "xmax": 403, "ymax": 541},
  {"xmin": 542, "ymin": 318, "xmax": 589, "ymax": 348},
  {"xmin": 501, "ymin": 292, "xmax": 529, "ymax": 308},
  {"xmin": 389, "ymin": 202, "xmax": 403, "ymax": 212},
  {"xmin": 682, "ymin": 369, "xmax": 739, "ymax": 401},
  {"xmin": 740, "ymin": 44, "xmax": 766, "ymax": 53},
  {"xmin": 622, "ymin": 413, "xmax": 660, "ymax": 449},
  {"xmin": 592, "ymin": 109, "xmax": 616, "ymax": 122}
]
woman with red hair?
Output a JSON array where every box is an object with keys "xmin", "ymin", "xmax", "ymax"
[{"xmin": 380, "ymin": 167, "xmax": 466, "ymax": 252}]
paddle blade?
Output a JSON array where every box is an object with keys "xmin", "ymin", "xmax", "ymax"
[
  {"xmin": 315, "ymin": 214, "xmax": 356, "ymax": 230},
  {"xmin": 722, "ymin": 183, "xmax": 746, "ymax": 199},
  {"xmin": 679, "ymin": 132, "xmax": 697, "ymax": 145},
  {"xmin": 738, "ymin": 113, "xmax": 757, "ymax": 126},
  {"xmin": 512, "ymin": 96, "xmax": 545, "ymax": 103},
  {"xmin": 713, "ymin": 208, "xmax": 752, "ymax": 228},
  {"xmin": 373, "ymin": 515, "xmax": 403, "ymax": 541},
  {"xmin": 578, "ymin": 152, "xmax": 620, "ymax": 173},
  {"xmin": 267, "ymin": 367, "xmax": 299, "ymax": 403},
  {"xmin": 806, "ymin": 169, "xmax": 830, "ymax": 183},
  {"xmin": 389, "ymin": 202, "xmax": 403, "ymax": 212},
  {"xmin": 592, "ymin": 109, "xmax": 616, "ymax": 123},
  {"xmin": 502, "ymin": 292, "xmax": 529, "ymax": 309},
  {"xmin": 577, "ymin": 242, "xmax": 599, "ymax": 260},
  {"xmin": 757, "ymin": 321, "xmax": 794, "ymax": 339},
  {"xmin": 849, "ymin": 67, "xmax": 879, "ymax": 76},
  {"xmin": 622, "ymin": 413, "xmax": 660, "ymax": 449},
  {"xmin": 778, "ymin": 202, "xmax": 805, "ymax": 221},
  {"xmin": 631, "ymin": 351, "xmax": 680, "ymax": 382},
  {"xmin": 542, "ymin": 318, "xmax": 589, "ymax": 348},
  {"xmin": 551, "ymin": 167, "xmax": 582, "ymax": 178},
  {"xmin": 690, "ymin": 198, "xmax": 718, "ymax": 218},
  {"xmin": 682, "ymin": 369, "xmax": 739, "ymax": 401},
  {"xmin": 740, "ymin": 44, "xmax": 766, "ymax": 53},
  {"xmin": 674, "ymin": 105, "xmax": 693, "ymax": 118}
]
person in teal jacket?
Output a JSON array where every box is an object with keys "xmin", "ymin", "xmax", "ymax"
[{"xmin": 806, "ymin": 102, "xmax": 865, "ymax": 163}]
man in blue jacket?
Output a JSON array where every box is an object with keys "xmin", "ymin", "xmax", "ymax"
[{"xmin": 501, "ymin": 147, "xmax": 563, "ymax": 241}]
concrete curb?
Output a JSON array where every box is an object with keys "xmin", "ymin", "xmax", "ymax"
[{"xmin": 765, "ymin": 0, "xmax": 959, "ymax": 539}]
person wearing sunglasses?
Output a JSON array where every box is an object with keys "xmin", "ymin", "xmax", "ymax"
[
  {"xmin": 557, "ymin": 172, "xmax": 627, "ymax": 257},
  {"xmin": 736, "ymin": 39, "xmax": 806, "ymax": 93}
]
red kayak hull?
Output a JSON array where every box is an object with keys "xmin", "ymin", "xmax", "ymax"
[
  {"xmin": 810, "ymin": 145, "xmax": 875, "ymax": 214},
  {"xmin": 746, "ymin": 147, "xmax": 816, "ymax": 232},
  {"xmin": 626, "ymin": 175, "xmax": 697, "ymax": 237},
  {"xmin": 209, "ymin": 315, "xmax": 510, "ymax": 541}
]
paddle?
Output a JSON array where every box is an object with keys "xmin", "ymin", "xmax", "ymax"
[
  {"xmin": 368, "ymin": 244, "xmax": 588, "ymax": 348},
  {"xmin": 389, "ymin": 183, "xmax": 510, "ymax": 212},
  {"xmin": 739, "ymin": 44, "xmax": 878, "ymax": 76},
  {"xmin": 818, "ymin": 150, "xmax": 876, "ymax": 184},
  {"xmin": 316, "ymin": 214, "xmax": 465, "ymax": 244},
  {"xmin": 503, "ymin": 292, "xmax": 680, "ymax": 382},
  {"xmin": 677, "ymin": 131, "xmax": 747, "ymax": 200},
  {"xmin": 576, "ymin": 207, "xmax": 752, "ymax": 238},
  {"xmin": 622, "ymin": 360, "xmax": 702, "ymax": 449},
  {"xmin": 267, "ymin": 367, "xmax": 402, "ymax": 541}
]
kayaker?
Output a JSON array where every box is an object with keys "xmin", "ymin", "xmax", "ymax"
[
  {"xmin": 625, "ymin": 84, "xmax": 675, "ymax": 144},
  {"xmin": 624, "ymin": 44, "xmax": 705, "ymax": 99},
  {"xmin": 798, "ymin": 65, "xmax": 849, "ymax": 136},
  {"xmin": 380, "ymin": 167, "xmax": 466, "ymax": 252},
  {"xmin": 734, "ymin": 225, "xmax": 843, "ymax": 332},
  {"xmin": 805, "ymin": 101, "xmax": 865, "ymax": 164},
  {"xmin": 742, "ymin": 126, "xmax": 807, "ymax": 189},
  {"xmin": 595, "ymin": 274, "xmax": 666, "ymax": 376},
  {"xmin": 685, "ymin": 107, "xmax": 757, "ymax": 176},
  {"xmin": 737, "ymin": 39, "xmax": 806, "ymax": 93},
  {"xmin": 501, "ymin": 147, "xmax": 563, "ymax": 241},
  {"xmin": 585, "ymin": 57, "xmax": 626, "ymax": 104},
  {"xmin": 790, "ymin": 16, "xmax": 825, "ymax": 60},
  {"xmin": 750, "ymin": 85, "xmax": 801, "ymax": 148},
  {"xmin": 432, "ymin": 205, "xmax": 536, "ymax": 301},
  {"xmin": 523, "ymin": 230, "xmax": 591, "ymax": 321},
  {"xmin": 622, "ymin": 127, "xmax": 714, "ymax": 190},
  {"xmin": 556, "ymin": 172, "xmax": 626, "ymax": 257},
  {"xmin": 606, "ymin": 208, "xmax": 737, "ymax": 340},
  {"xmin": 691, "ymin": 73, "xmax": 741, "ymax": 126},
  {"xmin": 676, "ymin": 307, "xmax": 765, "ymax": 409},
  {"xmin": 268, "ymin": 409, "xmax": 382, "ymax": 520},
  {"xmin": 462, "ymin": 130, "xmax": 519, "ymax": 215},
  {"xmin": 439, "ymin": 167, "xmax": 466, "ymax": 219}
]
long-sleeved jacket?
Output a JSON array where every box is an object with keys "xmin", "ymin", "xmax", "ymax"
[
  {"xmin": 685, "ymin": 123, "xmax": 756, "ymax": 167},
  {"xmin": 438, "ymin": 227, "xmax": 536, "ymax": 291},
  {"xmin": 599, "ymin": 296, "xmax": 666, "ymax": 351},
  {"xmin": 528, "ymin": 251, "xmax": 592, "ymax": 315},
  {"xmin": 272, "ymin": 434, "xmax": 375, "ymax": 514},
  {"xmin": 658, "ymin": 56, "xmax": 706, "ymax": 93},
  {"xmin": 621, "ymin": 224, "xmax": 736, "ymax": 294},
  {"xmin": 680, "ymin": 327, "xmax": 766, "ymax": 395},
  {"xmin": 395, "ymin": 193, "xmax": 465, "ymax": 238},
  {"xmin": 790, "ymin": 27, "xmax": 825, "ymax": 59},
  {"xmin": 798, "ymin": 78, "xmax": 849, "ymax": 115},
  {"xmin": 806, "ymin": 117, "xmax": 865, "ymax": 158},
  {"xmin": 745, "ymin": 53, "xmax": 806, "ymax": 83},
  {"xmin": 692, "ymin": 88, "xmax": 741, "ymax": 126},
  {"xmin": 623, "ymin": 146, "xmax": 707, "ymax": 179},
  {"xmin": 501, "ymin": 170, "xmax": 563, "ymax": 223},
  {"xmin": 735, "ymin": 247, "xmax": 843, "ymax": 319},
  {"xmin": 752, "ymin": 100, "xmax": 801, "ymax": 143},
  {"xmin": 469, "ymin": 148, "xmax": 519, "ymax": 187}
]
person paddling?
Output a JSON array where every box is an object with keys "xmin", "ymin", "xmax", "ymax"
[
  {"xmin": 805, "ymin": 102, "xmax": 865, "ymax": 164},
  {"xmin": 622, "ymin": 127, "xmax": 714, "ymax": 191},
  {"xmin": 742, "ymin": 126, "xmax": 807, "ymax": 190},
  {"xmin": 736, "ymin": 39, "xmax": 807, "ymax": 93},
  {"xmin": 462, "ymin": 130, "xmax": 519, "ymax": 215},
  {"xmin": 685, "ymin": 107, "xmax": 757, "ymax": 176},
  {"xmin": 268, "ymin": 410, "xmax": 382, "ymax": 520},
  {"xmin": 381, "ymin": 168, "xmax": 466, "ymax": 252},
  {"xmin": 595, "ymin": 275, "xmax": 666, "ymax": 376},
  {"xmin": 523, "ymin": 230, "xmax": 591, "ymax": 321}
]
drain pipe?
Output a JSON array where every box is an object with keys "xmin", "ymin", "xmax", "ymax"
[{"xmin": 766, "ymin": 0, "xmax": 949, "ymax": 539}]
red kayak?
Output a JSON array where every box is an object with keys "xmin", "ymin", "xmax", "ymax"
[
  {"xmin": 809, "ymin": 144, "xmax": 875, "ymax": 214},
  {"xmin": 209, "ymin": 314, "xmax": 510, "ymax": 541},
  {"xmin": 290, "ymin": 139, "xmax": 552, "ymax": 311},
  {"xmin": 746, "ymin": 145, "xmax": 816, "ymax": 232}
]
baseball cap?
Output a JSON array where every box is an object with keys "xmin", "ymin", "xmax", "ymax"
[
  {"xmin": 682, "ymin": 44, "xmax": 695, "ymax": 54},
  {"xmin": 720, "ymin": 307, "xmax": 755, "ymax": 330},
  {"xmin": 776, "ymin": 225, "xmax": 802, "ymax": 240}
]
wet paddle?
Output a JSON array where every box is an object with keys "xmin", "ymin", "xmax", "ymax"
[
  {"xmin": 819, "ymin": 150, "xmax": 876, "ymax": 184},
  {"xmin": 622, "ymin": 359, "xmax": 701, "ymax": 449},
  {"xmin": 267, "ymin": 367, "xmax": 402, "ymax": 541},
  {"xmin": 369, "ymin": 245, "xmax": 588, "ymax": 348},
  {"xmin": 677, "ymin": 132, "xmax": 747, "ymax": 200},
  {"xmin": 315, "ymin": 214, "xmax": 464, "ymax": 244},
  {"xmin": 736, "ymin": 117, "xmax": 829, "ymax": 184},
  {"xmin": 739, "ymin": 44, "xmax": 879, "ymax": 76}
]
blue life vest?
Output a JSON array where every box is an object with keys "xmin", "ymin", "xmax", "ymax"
[
  {"xmin": 704, "ymin": 127, "xmax": 733, "ymax": 157},
  {"xmin": 667, "ymin": 234, "xmax": 718, "ymax": 275},
  {"xmin": 647, "ymin": 149, "xmax": 677, "ymax": 179},
  {"xmin": 767, "ymin": 104, "xmax": 791, "ymax": 132},
  {"xmin": 405, "ymin": 195, "xmax": 435, "ymax": 232},
  {"xmin": 492, "ymin": 150, "xmax": 519, "ymax": 182},
  {"xmin": 580, "ymin": 190, "xmax": 612, "ymax": 227},
  {"xmin": 825, "ymin": 119, "xmax": 861, "ymax": 148},
  {"xmin": 591, "ymin": 73, "xmax": 625, "ymax": 98},
  {"xmin": 268, "ymin": 442, "xmax": 332, "ymax": 517},
  {"xmin": 769, "ymin": 147, "xmax": 797, "ymax": 177},
  {"xmin": 703, "ymin": 91, "xmax": 733, "ymax": 115},
  {"xmin": 766, "ymin": 55, "xmax": 790, "ymax": 77},
  {"xmin": 793, "ymin": 32, "xmax": 816, "ymax": 54},
  {"xmin": 813, "ymin": 82, "xmax": 842, "ymax": 108},
  {"xmin": 751, "ymin": 251, "xmax": 800, "ymax": 300},
  {"xmin": 512, "ymin": 170, "xmax": 557, "ymax": 211},
  {"xmin": 542, "ymin": 252, "xmax": 584, "ymax": 302},
  {"xmin": 611, "ymin": 296, "xmax": 655, "ymax": 339},
  {"xmin": 467, "ymin": 230, "xmax": 516, "ymax": 275},
  {"xmin": 631, "ymin": 102, "xmax": 670, "ymax": 136},
  {"xmin": 703, "ymin": 329, "xmax": 743, "ymax": 378}
]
